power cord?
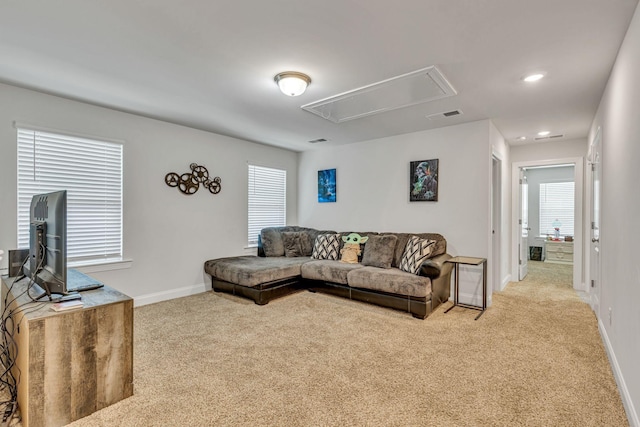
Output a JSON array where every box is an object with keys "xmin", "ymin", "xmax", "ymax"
[{"xmin": 0, "ymin": 254, "xmax": 43, "ymax": 426}]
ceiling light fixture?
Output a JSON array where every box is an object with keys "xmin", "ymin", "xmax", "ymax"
[
  {"xmin": 516, "ymin": 136, "xmax": 527, "ymax": 141},
  {"xmin": 274, "ymin": 71, "xmax": 311, "ymax": 97},
  {"xmin": 523, "ymin": 73, "xmax": 545, "ymax": 82},
  {"xmin": 537, "ymin": 131, "xmax": 551, "ymax": 136}
]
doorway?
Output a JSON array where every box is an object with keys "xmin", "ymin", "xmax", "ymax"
[{"xmin": 512, "ymin": 158, "xmax": 584, "ymax": 291}]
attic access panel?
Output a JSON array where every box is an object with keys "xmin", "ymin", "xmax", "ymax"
[{"xmin": 301, "ymin": 66, "xmax": 457, "ymax": 123}]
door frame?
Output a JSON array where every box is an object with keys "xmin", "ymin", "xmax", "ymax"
[
  {"xmin": 491, "ymin": 154, "xmax": 502, "ymax": 292},
  {"xmin": 518, "ymin": 170, "xmax": 529, "ymax": 280},
  {"xmin": 511, "ymin": 157, "xmax": 584, "ymax": 290},
  {"xmin": 586, "ymin": 127, "xmax": 602, "ymax": 314}
]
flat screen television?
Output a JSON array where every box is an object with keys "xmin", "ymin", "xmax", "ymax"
[
  {"xmin": 23, "ymin": 190, "xmax": 68, "ymax": 298},
  {"xmin": 21, "ymin": 190, "xmax": 104, "ymax": 300}
]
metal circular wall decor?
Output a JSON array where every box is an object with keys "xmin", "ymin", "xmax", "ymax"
[{"xmin": 165, "ymin": 163, "xmax": 222, "ymax": 196}]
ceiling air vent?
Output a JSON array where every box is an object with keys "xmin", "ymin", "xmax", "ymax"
[
  {"xmin": 426, "ymin": 109, "xmax": 463, "ymax": 120},
  {"xmin": 534, "ymin": 134, "xmax": 564, "ymax": 141},
  {"xmin": 302, "ymin": 66, "xmax": 457, "ymax": 123},
  {"xmin": 308, "ymin": 138, "xmax": 327, "ymax": 144}
]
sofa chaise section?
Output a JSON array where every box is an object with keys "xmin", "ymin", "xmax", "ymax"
[{"xmin": 204, "ymin": 256, "xmax": 309, "ymax": 305}]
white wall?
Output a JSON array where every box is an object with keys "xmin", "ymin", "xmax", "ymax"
[
  {"xmin": 0, "ymin": 83, "xmax": 299, "ymax": 305},
  {"xmin": 298, "ymin": 120, "xmax": 498, "ymax": 306},
  {"xmin": 589, "ymin": 2, "xmax": 640, "ymax": 425},
  {"xmin": 510, "ymin": 138, "xmax": 587, "ymax": 163}
]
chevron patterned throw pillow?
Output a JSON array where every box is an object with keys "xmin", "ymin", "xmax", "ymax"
[
  {"xmin": 399, "ymin": 236, "xmax": 436, "ymax": 274},
  {"xmin": 311, "ymin": 234, "xmax": 342, "ymax": 260}
]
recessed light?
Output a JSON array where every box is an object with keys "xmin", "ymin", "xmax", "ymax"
[
  {"xmin": 523, "ymin": 73, "xmax": 545, "ymax": 82},
  {"xmin": 537, "ymin": 131, "xmax": 551, "ymax": 136},
  {"xmin": 516, "ymin": 136, "xmax": 527, "ymax": 141}
]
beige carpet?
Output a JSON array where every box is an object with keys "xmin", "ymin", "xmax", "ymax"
[{"xmin": 62, "ymin": 261, "xmax": 626, "ymax": 426}]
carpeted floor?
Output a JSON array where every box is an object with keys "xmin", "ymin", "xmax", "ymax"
[{"xmin": 53, "ymin": 261, "xmax": 627, "ymax": 426}]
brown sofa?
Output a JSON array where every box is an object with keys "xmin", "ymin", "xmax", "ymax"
[{"xmin": 204, "ymin": 227, "xmax": 453, "ymax": 319}]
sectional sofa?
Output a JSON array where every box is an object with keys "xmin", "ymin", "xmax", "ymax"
[{"xmin": 204, "ymin": 226, "xmax": 453, "ymax": 319}]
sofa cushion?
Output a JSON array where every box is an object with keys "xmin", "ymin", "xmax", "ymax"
[
  {"xmin": 346, "ymin": 267, "xmax": 431, "ymax": 298},
  {"xmin": 361, "ymin": 235, "xmax": 397, "ymax": 269},
  {"xmin": 282, "ymin": 231, "xmax": 313, "ymax": 257},
  {"xmin": 261, "ymin": 227, "xmax": 336, "ymax": 257},
  {"xmin": 301, "ymin": 260, "xmax": 364, "ymax": 284},
  {"xmin": 300, "ymin": 232, "xmax": 317, "ymax": 256},
  {"xmin": 204, "ymin": 256, "xmax": 308, "ymax": 287},
  {"xmin": 311, "ymin": 234, "xmax": 342, "ymax": 260},
  {"xmin": 399, "ymin": 236, "xmax": 436, "ymax": 274}
]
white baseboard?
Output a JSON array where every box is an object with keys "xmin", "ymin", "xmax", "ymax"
[
  {"xmin": 134, "ymin": 283, "xmax": 207, "ymax": 307},
  {"xmin": 574, "ymin": 281, "xmax": 587, "ymax": 292},
  {"xmin": 501, "ymin": 274, "xmax": 511, "ymax": 291},
  {"xmin": 599, "ymin": 319, "xmax": 639, "ymax": 427}
]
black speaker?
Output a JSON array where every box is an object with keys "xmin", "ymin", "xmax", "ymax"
[{"xmin": 8, "ymin": 249, "xmax": 29, "ymax": 277}]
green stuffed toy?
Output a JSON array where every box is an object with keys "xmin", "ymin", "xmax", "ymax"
[{"xmin": 340, "ymin": 232, "xmax": 369, "ymax": 264}]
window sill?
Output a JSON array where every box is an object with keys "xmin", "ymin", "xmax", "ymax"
[{"xmin": 69, "ymin": 257, "xmax": 133, "ymax": 274}]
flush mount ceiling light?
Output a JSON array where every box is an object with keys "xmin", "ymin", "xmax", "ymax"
[
  {"xmin": 274, "ymin": 71, "xmax": 311, "ymax": 97},
  {"xmin": 516, "ymin": 136, "xmax": 527, "ymax": 141},
  {"xmin": 523, "ymin": 73, "xmax": 545, "ymax": 82},
  {"xmin": 537, "ymin": 131, "xmax": 551, "ymax": 136}
]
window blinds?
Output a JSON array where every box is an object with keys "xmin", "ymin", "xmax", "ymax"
[
  {"xmin": 539, "ymin": 181, "xmax": 574, "ymax": 236},
  {"xmin": 248, "ymin": 165, "xmax": 286, "ymax": 245},
  {"xmin": 17, "ymin": 128, "xmax": 123, "ymax": 262}
]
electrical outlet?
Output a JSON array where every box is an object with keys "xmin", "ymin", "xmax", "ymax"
[{"xmin": 608, "ymin": 307, "xmax": 612, "ymax": 325}]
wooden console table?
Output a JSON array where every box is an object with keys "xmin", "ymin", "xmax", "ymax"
[
  {"xmin": 1, "ymin": 275, "xmax": 133, "ymax": 427},
  {"xmin": 444, "ymin": 256, "xmax": 487, "ymax": 320}
]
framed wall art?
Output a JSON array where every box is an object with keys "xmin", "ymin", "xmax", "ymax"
[
  {"xmin": 318, "ymin": 168, "xmax": 336, "ymax": 203},
  {"xmin": 410, "ymin": 159, "xmax": 438, "ymax": 202}
]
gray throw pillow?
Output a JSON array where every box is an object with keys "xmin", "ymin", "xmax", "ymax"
[
  {"xmin": 261, "ymin": 228, "xmax": 284, "ymax": 257},
  {"xmin": 361, "ymin": 235, "xmax": 398, "ymax": 269},
  {"xmin": 282, "ymin": 231, "xmax": 312, "ymax": 257}
]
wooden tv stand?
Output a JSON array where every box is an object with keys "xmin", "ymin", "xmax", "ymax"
[{"xmin": 1, "ymin": 275, "xmax": 133, "ymax": 427}]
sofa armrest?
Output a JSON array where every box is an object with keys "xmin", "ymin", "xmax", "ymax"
[
  {"xmin": 419, "ymin": 253, "xmax": 453, "ymax": 279},
  {"xmin": 257, "ymin": 234, "xmax": 266, "ymax": 257}
]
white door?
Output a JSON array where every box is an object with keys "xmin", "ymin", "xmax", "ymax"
[
  {"xmin": 589, "ymin": 129, "xmax": 602, "ymax": 314},
  {"xmin": 519, "ymin": 170, "xmax": 529, "ymax": 280}
]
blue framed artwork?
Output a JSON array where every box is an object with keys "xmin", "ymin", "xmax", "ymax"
[{"xmin": 318, "ymin": 169, "xmax": 336, "ymax": 203}]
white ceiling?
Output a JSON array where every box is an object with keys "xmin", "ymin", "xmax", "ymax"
[{"xmin": 0, "ymin": 0, "xmax": 637, "ymax": 151}]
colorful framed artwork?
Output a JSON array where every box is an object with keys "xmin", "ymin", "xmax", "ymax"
[
  {"xmin": 318, "ymin": 169, "xmax": 336, "ymax": 203},
  {"xmin": 410, "ymin": 159, "xmax": 439, "ymax": 202}
]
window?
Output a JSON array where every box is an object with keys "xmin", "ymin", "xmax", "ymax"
[
  {"xmin": 248, "ymin": 165, "xmax": 286, "ymax": 246},
  {"xmin": 539, "ymin": 181, "xmax": 574, "ymax": 236},
  {"xmin": 17, "ymin": 127, "xmax": 123, "ymax": 262}
]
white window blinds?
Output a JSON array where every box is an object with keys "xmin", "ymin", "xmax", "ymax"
[
  {"xmin": 539, "ymin": 181, "xmax": 574, "ymax": 237},
  {"xmin": 248, "ymin": 165, "xmax": 286, "ymax": 246},
  {"xmin": 17, "ymin": 127, "xmax": 123, "ymax": 262}
]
